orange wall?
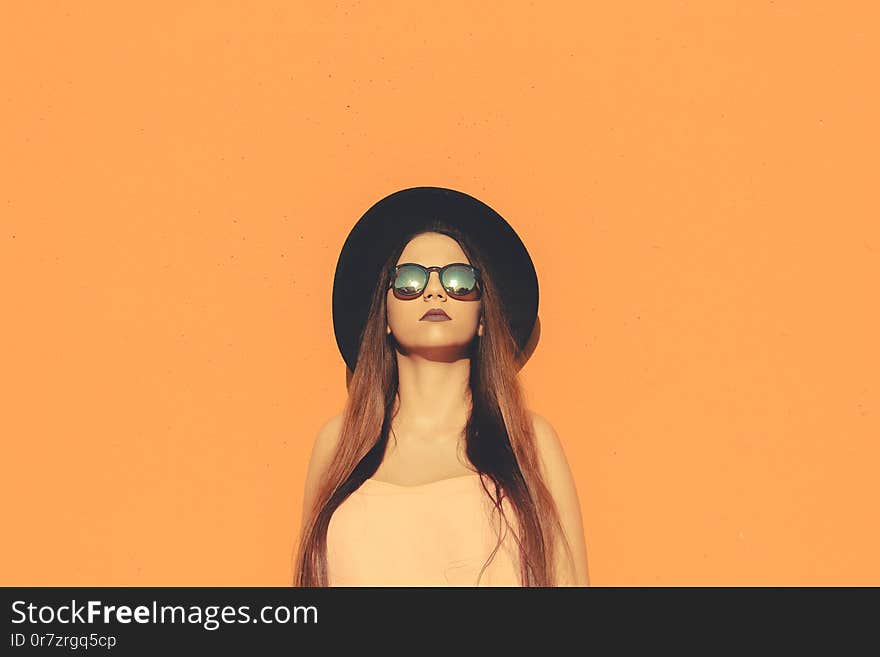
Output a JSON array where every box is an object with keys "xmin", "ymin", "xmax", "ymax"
[{"xmin": 1, "ymin": 2, "xmax": 877, "ymax": 585}]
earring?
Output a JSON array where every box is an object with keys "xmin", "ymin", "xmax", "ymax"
[
  {"xmin": 386, "ymin": 325, "xmax": 391, "ymax": 335},
  {"xmin": 477, "ymin": 324, "xmax": 483, "ymax": 337}
]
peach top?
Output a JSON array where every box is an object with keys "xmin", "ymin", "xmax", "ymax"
[{"xmin": 326, "ymin": 472, "xmax": 522, "ymax": 586}]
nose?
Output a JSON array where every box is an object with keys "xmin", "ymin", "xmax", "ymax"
[{"xmin": 422, "ymin": 270, "xmax": 446, "ymax": 300}]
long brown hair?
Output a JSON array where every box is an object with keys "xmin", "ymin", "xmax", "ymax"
[{"xmin": 293, "ymin": 220, "xmax": 574, "ymax": 586}]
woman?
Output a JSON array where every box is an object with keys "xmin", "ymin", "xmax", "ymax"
[{"xmin": 294, "ymin": 187, "xmax": 590, "ymax": 586}]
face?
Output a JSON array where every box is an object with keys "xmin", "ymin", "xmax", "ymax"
[{"xmin": 386, "ymin": 232, "xmax": 483, "ymax": 360}]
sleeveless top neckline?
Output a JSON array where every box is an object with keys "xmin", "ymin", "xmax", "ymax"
[
  {"xmin": 327, "ymin": 470, "xmax": 520, "ymax": 585},
  {"xmin": 359, "ymin": 472, "xmax": 483, "ymax": 495}
]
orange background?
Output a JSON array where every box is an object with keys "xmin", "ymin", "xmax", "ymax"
[{"xmin": 1, "ymin": 2, "xmax": 877, "ymax": 586}]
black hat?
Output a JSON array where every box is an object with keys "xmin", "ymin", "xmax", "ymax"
[{"xmin": 332, "ymin": 186, "xmax": 539, "ymax": 373}]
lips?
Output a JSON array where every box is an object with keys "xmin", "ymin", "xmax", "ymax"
[{"xmin": 420, "ymin": 308, "xmax": 451, "ymax": 320}]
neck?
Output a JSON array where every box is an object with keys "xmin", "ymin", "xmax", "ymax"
[{"xmin": 391, "ymin": 352, "xmax": 472, "ymax": 435}]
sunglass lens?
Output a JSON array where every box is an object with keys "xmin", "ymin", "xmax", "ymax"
[
  {"xmin": 442, "ymin": 265, "xmax": 478, "ymax": 296},
  {"xmin": 393, "ymin": 264, "xmax": 428, "ymax": 296}
]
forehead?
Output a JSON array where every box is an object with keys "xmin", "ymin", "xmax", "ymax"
[{"xmin": 397, "ymin": 232, "xmax": 468, "ymax": 266}]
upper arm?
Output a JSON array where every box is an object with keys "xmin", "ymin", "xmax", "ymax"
[
  {"xmin": 300, "ymin": 412, "xmax": 344, "ymax": 526},
  {"xmin": 530, "ymin": 411, "xmax": 591, "ymax": 586}
]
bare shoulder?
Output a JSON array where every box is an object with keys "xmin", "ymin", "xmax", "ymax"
[
  {"xmin": 528, "ymin": 411, "xmax": 572, "ymax": 481},
  {"xmin": 315, "ymin": 412, "xmax": 345, "ymax": 453},
  {"xmin": 309, "ymin": 411, "xmax": 345, "ymax": 477},
  {"xmin": 300, "ymin": 412, "xmax": 345, "ymax": 521},
  {"xmin": 528, "ymin": 410, "xmax": 591, "ymax": 586}
]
